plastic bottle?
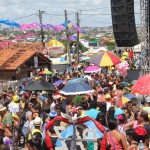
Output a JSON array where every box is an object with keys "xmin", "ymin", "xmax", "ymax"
[{"xmin": 139, "ymin": 140, "xmax": 144, "ymax": 150}]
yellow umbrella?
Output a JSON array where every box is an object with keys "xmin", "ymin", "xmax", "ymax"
[{"xmin": 47, "ymin": 40, "xmax": 65, "ymax": 48}]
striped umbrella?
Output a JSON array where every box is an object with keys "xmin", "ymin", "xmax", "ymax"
[
  {"xmin": 90, "ymin": 51, "xmax": 121, "ymax": 67},
  {"xmin": 39, "ymin": 70, "xmax": 52, "ymax": 75},
  {"xmin": 118, "ymin": 96, "xmax": 130, "ymax": 107}
]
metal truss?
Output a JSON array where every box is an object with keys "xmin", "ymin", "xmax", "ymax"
[{"xmin": 140, "ymin": 0, "xmax": 149, "ymax": 74}]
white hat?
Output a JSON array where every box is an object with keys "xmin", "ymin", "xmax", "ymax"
[{"xmin": 33, "ymin": 117, "xmax": 43, "ymax": 126}]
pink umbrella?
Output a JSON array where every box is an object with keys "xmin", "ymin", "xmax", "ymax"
[{"xmin": 84, "ymin": 65, "xmax": 101, "ymax": 73}]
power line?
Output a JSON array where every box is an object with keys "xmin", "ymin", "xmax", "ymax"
[
  {"xmin": 80, "ymin": 7, "xmax": 110, "ymax": 11},
  {"xmin": 80, "ymin": 12, "xmax": 140, "ymax": 16},
  {"xmin": 43, "ymin": 12, "xmax": 64, "ymax": 16},
  {"xmin": 11, "ymin": 14, "xmax": 37, "ymax": 21}
]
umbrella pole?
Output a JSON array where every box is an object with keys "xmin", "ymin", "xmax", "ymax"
[{"xmin": 70, "ymin": 123, "xmax": 76, "ymax": 150}]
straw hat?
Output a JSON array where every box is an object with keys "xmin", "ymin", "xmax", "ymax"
[{"xmin": 33, "ymin": 117, "xmax": 43, "ymax": 126}]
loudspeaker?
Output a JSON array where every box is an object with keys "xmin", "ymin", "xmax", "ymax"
[{"xmin": 111, "ymin": 0, "xmax": 139, "ymax": 47}]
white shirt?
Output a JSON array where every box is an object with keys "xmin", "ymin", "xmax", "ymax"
[{"xmin": 106, "ymin": 102, "xmax": 111, "ymax": 111}]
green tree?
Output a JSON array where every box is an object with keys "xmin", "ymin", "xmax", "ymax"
[{"xmin": 104, "ymin": 41, "xmax": 116, "ymax": 50}]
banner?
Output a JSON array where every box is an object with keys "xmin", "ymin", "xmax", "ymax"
[{"xmin": 49, "ymin": 46, "xmax": 64, "ymax": 55}]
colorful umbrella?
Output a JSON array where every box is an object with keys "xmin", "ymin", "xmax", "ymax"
[
  {"xmin": 90, "ymin": 51, "xmax": 121, "ymax": 67},
  {"xmin": 132, "ymin": 74, "xmax": 150, "ymax": 95},
  {"xmin": 118, "ymin": 96, "xmax": 130, "ymax": 107},
  {"xmin": 59, "ymin": 82, "xmax": 94, "ymax": 95},
  {"xmin": 124, "ymin": 94, "xmax": 134, "ymax": 100},
  {"xmin": 39, "ymin": 70, "xmax": 52, "ymax": 75},
  {"xmin": 53, "ymin": 80, "xmax": 65, "ymax": 87},
  {"xmin": 84, "ymin": 65, "xmax": 100, "ymax": 73}
]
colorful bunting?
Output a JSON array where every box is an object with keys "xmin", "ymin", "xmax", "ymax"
[{"xmin": 0, "ymin": 19, "xmax": 20, "ymax": 28}]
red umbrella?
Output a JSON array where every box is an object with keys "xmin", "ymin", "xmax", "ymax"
[{"xmin": 132, "ymin": 74, "xmax": 150, "ymax": 95}]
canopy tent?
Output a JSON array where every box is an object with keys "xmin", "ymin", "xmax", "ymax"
[{"xmin": 47, "ymin": 39, "xmax": 65, "ymax": 48}]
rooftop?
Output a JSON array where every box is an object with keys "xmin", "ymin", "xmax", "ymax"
[{"xmin": 0, "ymin": 42, "xmax": 49, "ymax": 71}]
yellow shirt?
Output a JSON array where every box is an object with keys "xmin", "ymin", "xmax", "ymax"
[{"xmin": 28, "ymin": 128, "xmax": 41, "ymax": 140}]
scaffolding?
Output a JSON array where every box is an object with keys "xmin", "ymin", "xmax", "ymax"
[{"xmin": 140, "ymin": 0, "xmax": 150, "ymax": 74}]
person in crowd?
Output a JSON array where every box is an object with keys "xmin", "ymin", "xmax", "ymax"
[
  {"xmin": 26, "ymin": 132, "xmax": 43, "ymax": 150},
  {"xmin": 127, "ymin": 126, "xmax": 149, "ymax": 150},
  {"xmin": 0, "ymin": 104, "xmax": 13, "ymax": 138},
  {"xmin": 22, "ymin": 102, "xmax": 32, "ymax": 139},
  {"xmin": 0, "ymin": 50, "xmax": 150, "ymax": 150},
  {"xmin": 106, "ymin": 118, "xmax": 128, "ymax": 150}
]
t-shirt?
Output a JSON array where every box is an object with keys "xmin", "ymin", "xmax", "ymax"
[
  {"xmin": 73, "ymin": 96, "xmax": 82, "ymax": 105},
  {"xmin": 8, "ymin": 102, "xmax": 20, "ymax": 114},
  {"xmin": 2, "ymin": 111, "xmax": 12, "ymax": 127},
  {"xmin": 106, "ymin": 102, "xmax": 111, "ymax": 111},
  {"xmin": 28, "ymin": 128, "xmax": 42, "ymax": 140},
  {"xmin": 23, "ymin": 111, "xmax": 32, "ymax": 127}
]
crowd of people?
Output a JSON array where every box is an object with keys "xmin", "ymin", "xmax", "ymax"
[{"xmin": 0, "ymin": 55, "xmax": 150, "ymax": 150}]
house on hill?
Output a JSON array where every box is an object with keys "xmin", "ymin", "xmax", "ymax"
[{"xmin": 0, "ymin": 43, "xmax": 51, "ymax": 80}]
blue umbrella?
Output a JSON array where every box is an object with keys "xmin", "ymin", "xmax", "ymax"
[
  {"xmin": 84, "ymin": 109, "xmax": 100, "ymax": 119},
  {"xmin": 59, "ymin": 82, "xmax": 94, "ymax": 95},
  {"xmin": 124, "ymin": 94, "xmax": 134, "ymax": 100},
  {"xmin": 67, "ymin": 78, "xmax": 86, "ymax": 84}
]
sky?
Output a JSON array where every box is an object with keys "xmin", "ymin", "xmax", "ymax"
[{"xmin": 0, "ymin": 0, "xmax": 140, "ymax": 27}]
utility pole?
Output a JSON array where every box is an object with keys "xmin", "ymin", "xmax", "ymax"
[
  {"xmin": 38, "ymin": 10, "xmax": 45, "ymax": 47},
  {"xmin": 64, "ymin": 9, "xmax": 71, "ymax": 64},
  {"xmin": 76, "ymin": 12, "xmax": 80, "ymax": 63}
]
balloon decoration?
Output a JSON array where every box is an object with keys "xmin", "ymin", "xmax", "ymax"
[
  {"xmin": 20, "ymin": 23, "xmax": 40, "ymax": 31},
  {"xmin": 0, "ymin": 19, "xmax": 20, "ymax": 28},
  {"xmin": 45, "ymin": 116, "xmax": 105, "ymax": 150},
  {"xmin": 117, "ymin": 61, "xmax": 129, "ymax": 76},
  {"xmin": 0, "ymin": 19, "xmax": 86, "ymax": 48},
  {"xmin": 54, "ymin": 25, "xmax": 65, "ymax": 32},
  {"xmin": 14, "ymin": 32, "xmax": 36, "ymax": 40},
  {"xmin": 0, "ymin": 19, "xmax": 86, "ymax": 35}
]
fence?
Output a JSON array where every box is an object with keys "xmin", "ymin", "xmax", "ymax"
[{"xmin": 0, "ymin": 80, "xmax": 18, "ymax": 92}]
